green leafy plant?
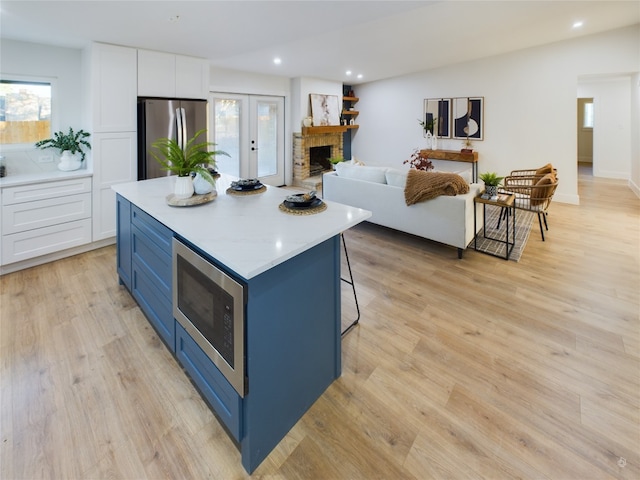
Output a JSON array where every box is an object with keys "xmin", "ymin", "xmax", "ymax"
[
  {"xmin": 418, "ymin": 117, "xmax": 437, "ymax": 133},
  {"xmin": 150, "ymin": 129, "xmax": 229, "ymax": 187},
  {"xmin": 34, "ymin": 127, "xmax": 91, "ymax": 161},
  {"xmin": 479, "ymin": 172, "xmax": 504, "ymax": 186},
  {"xmin": 329, "ymin": 156, "xmax": 344, "ymax": 165}
]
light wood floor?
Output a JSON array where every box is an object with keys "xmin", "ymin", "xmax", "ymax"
[{"xmin": 1, "ymin": 169, "xmax": 638, "ymax": 479}]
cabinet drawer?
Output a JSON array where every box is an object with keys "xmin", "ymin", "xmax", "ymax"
[
  {"xmin": 132, "ymin": 224, "xmax": 172, "ymax": 299},
  {"xmin": 3, "ymin": 192, "xmax": 92, "ymax": 235},
  {"xmin": 2, "ymin": 177, "xmax": 92, "ymax": 205},
  {"xmin": 1, "ymin": 218, "xmax": 92, "ymax": 265},
  {"xmin": 131, "ymin": 206, "xmax": 172, "ymax": 257}
]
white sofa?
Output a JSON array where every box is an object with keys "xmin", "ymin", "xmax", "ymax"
[{"xmin": 323, "ymin": 163, "xmax": 484, "ymax": 258}]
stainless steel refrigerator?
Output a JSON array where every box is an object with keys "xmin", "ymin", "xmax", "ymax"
[{"xmin": 137, "ymin": 98, "xmax": 207, "ymax": 180}]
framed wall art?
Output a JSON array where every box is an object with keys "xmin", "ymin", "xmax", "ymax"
[
  {"xmin": 453, "ymin": 97, "xmax": 484, "ymax": 140},
  {"xmin": 310, "ymin": 94, "xmax": 340, "ymax": 126},
  {"xmin": 424, "ymin": 98, "xmax": 451, "ymax": 138}
]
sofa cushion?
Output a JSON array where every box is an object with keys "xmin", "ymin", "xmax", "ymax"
[
  {"xmin": 385, "ymin": 168, "xmax": 408, "ymax": 187},
  {"xmin": 335, "ymin": 163, "xmax": 388, "ymax": 184}
]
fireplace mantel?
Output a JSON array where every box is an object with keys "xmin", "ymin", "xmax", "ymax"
[{"xmin": 302, "ymin": 126, "xmax": 348, "ymax": 135}]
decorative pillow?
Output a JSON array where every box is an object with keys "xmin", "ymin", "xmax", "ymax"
[
  {"xmin": 335, "ymin": 163, "xmax": 387, "ymax": 184},
  {"xmin": 385, "ymin": 168, "xmax": 408, "ymax": 188},
  {"xmin": 535, "ymin": 163, "xmax": 554, "ymax": 175},
  {"xmin": 530, "ymin": 172, "xmax": 556, "ymax": 206},
  {"xmin": 352, "ymin": 156, "xmax": 366, "ymax": 166}
]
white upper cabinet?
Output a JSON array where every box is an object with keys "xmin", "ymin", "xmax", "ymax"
[
  {"xmin": 90, "ymin": 43, "xmax": 138, "ymax": 132},
  {"xmin": 175, "ymin": 55, "xmax": 210, "ymax": 99},
  {"xmin": 138, "ymin": 49, "xmax": 210, "ymax": 99}
]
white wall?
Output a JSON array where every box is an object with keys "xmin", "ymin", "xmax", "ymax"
[
  {"xmin": 631, "ymin": 72, "xmax": 640, "ymax": 197},
  {"xmin": 0, "ymin": 39, "xmax": 84, "ymax": 138},
  {"xmin": 352, "ymin": 25, "xmax": 640, "ymax": 204},
  {"xmin": 290, "ymin": 77, "xmax": 343, "ymax": 130}
]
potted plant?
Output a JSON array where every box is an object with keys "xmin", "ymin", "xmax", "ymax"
[
  {"xmin": 404, "ymin": 148, "xmax": 434, "ymax": 171},
  {"xmin": 418, "ymin": 117, "xmax": 438, "ymax": 149},
  {"xmin": 329, "ymin": 156, "xmax": 344, "ymax": 168},
  {"xmin": 479, "ymin": 172, "xmax": 504, "ymax": 198},
  {"xmin": 150, "ymin": 129, "xmax": 229, "ymax": 199},
  {"xmin": 35, "ymin": 127, "xmax": 91, "ymax": 171},
  {"xmin": 461, "ymin": 137, "xmax": 473, "ymax": 153}
]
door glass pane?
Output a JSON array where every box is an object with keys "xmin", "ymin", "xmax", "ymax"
[
  {"xmin": 256, "ymin": 100, "xmax": 278, "ymax": 177},
  {"xmin": 213, "ymin": 98, "xmax": 240, "ymax": 176}
]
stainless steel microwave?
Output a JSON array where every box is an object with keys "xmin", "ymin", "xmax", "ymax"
[{"xmin": 172, "ymin": 238, "xmax": 246, "ymax": 397}]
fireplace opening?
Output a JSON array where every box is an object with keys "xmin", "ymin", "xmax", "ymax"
[{"xmin": 309, "ymin": 146, "xmax": 332, "ymax": 176}]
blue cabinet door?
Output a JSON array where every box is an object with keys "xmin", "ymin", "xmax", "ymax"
[
  {"xmin": 175, "ymin": 322, "xmax": 243, "ymax": 440},
  {"xmin": 116, "ymin": 195, "xmax": 132, "ymax": 291},
  {"xmin": 131, "ymin": 206, "xmax": 175, "ymax": 351}
]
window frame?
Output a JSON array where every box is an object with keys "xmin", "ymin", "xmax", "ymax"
[
  {"xmin": 582, "ymin": 101, "xmax": 594, "ymax": 130},
  {"xmin": 0, "ymin": 73, "xmax": 58, "ymax": 151}
]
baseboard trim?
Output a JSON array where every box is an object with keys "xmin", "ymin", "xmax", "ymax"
[{"xmin": 0, "ymin": 237, "xmax": 115, "ymax": 275}]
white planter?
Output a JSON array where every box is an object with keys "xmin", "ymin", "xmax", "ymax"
[
  {"xmin": 193, "ymin": 172, "xmax": 215, "ymax": 194},
  {"xmin": 58, "ymin": 151, "xmax": 82, "ymax": 171},
  {"xmin": 174, "ymin": 176, "xmax": 194, "ymax": 199}
]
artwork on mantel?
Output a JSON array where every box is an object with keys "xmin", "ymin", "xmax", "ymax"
[
  {"xmin": 453, "ymin": 97, "xmax": 484, "ymax": 140},
  {"xmin": 424, "ymin": 98, "xmax": 451, "ymax": 138},
  {"xmin": 310, "ymin": 94, "xmax": 340, "ymax": 126}
]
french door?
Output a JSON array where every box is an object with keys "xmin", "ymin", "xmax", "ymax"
[{"xmin": 210, "ymin": 93, "xmax": 285, "ymax": 186}]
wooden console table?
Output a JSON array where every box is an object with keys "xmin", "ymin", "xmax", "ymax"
[{"xmin": 420, "ymin": 149, "xmax": 479, "ymax": 182}]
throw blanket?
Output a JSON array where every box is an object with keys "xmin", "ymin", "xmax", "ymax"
[{"xmin": 404, "ymin": 169, "xmax": 469, "ymax": 206}]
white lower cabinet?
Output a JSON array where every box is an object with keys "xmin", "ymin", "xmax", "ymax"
[
  {"xmin": 1, "ymin": 177, "xmax": 93, "ymax": 265},
  {"xmin": 91, "ymin": 132, "xmax": 137, "ymax": 240}
]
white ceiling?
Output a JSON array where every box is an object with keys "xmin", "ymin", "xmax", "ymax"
[{"xmin": 1, "ymin": 1, "xmax": 638, "ymax": 84}]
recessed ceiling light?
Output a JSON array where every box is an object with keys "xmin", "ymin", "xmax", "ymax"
[
  {"xmin": 273, "ymin": 57, "xmax": 282, "ymax": 65},
  {"xmin": 357, "ymin": 74, "xmax": 363, "ymax": 79},
  {"xmin": 572, "ymin": 21, "xmax": 584, "ymax": 29},
  {"xmin": 346, "ymin": 70, "xmax": 352, "ymax": 76}
]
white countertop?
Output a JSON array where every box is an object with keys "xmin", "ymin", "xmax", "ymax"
[
  {"xmin": 112, "ymin": 174, "xmax": 371, "ymax": 280},
  {"xmin": 0, "ymin": 150, "xmax": 92, "ymax": 187}
]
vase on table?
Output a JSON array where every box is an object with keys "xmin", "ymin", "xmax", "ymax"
[
  {"xmin": 58, "ymin": 151, "xmax": 82, "ymax": 171},
  {"xmin": 485, "ymin": 185, "xmax": 498, "ymax": 197},
  {"xmin": 174, "ymin": 176, "xmax": 194, "ymax": 199},
  {"xmin": 425, "ymin": 130, "xmax": 433, "ymax": 149},
  {"xmin": 193, "ymin": 172, "xmax": 215, "ymax": 195}
]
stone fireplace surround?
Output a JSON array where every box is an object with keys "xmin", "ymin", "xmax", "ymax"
[{"xmin": 293, "ymin": 131, "xmax": 343, "ymax": 188}]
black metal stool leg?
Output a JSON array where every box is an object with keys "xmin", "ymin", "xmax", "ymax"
[{"xmin": 340, "ymin": 233, "xmax": 360, "ymax": 337}]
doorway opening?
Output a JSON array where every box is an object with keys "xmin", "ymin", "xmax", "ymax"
[{"xmin": 577, "ymin": 97, "xmax": 594, "ymax": 176}]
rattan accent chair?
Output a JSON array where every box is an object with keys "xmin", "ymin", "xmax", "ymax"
[{"xmin": 500, "ymin": 172, "xmax": 558, "ymax": 241}]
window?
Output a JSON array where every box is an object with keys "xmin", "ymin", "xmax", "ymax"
[
  {"xmin": 583, "ymin": 101, "xmax": 594, "ymax": 129},
  {"xmin": 0, "ymin": 79, "xmax": 52, "ymax": 145}
]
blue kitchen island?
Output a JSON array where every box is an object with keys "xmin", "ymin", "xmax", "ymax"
[{"xmin": 112, "ymin": 174, "xmax": 370, "ymax": 473}]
